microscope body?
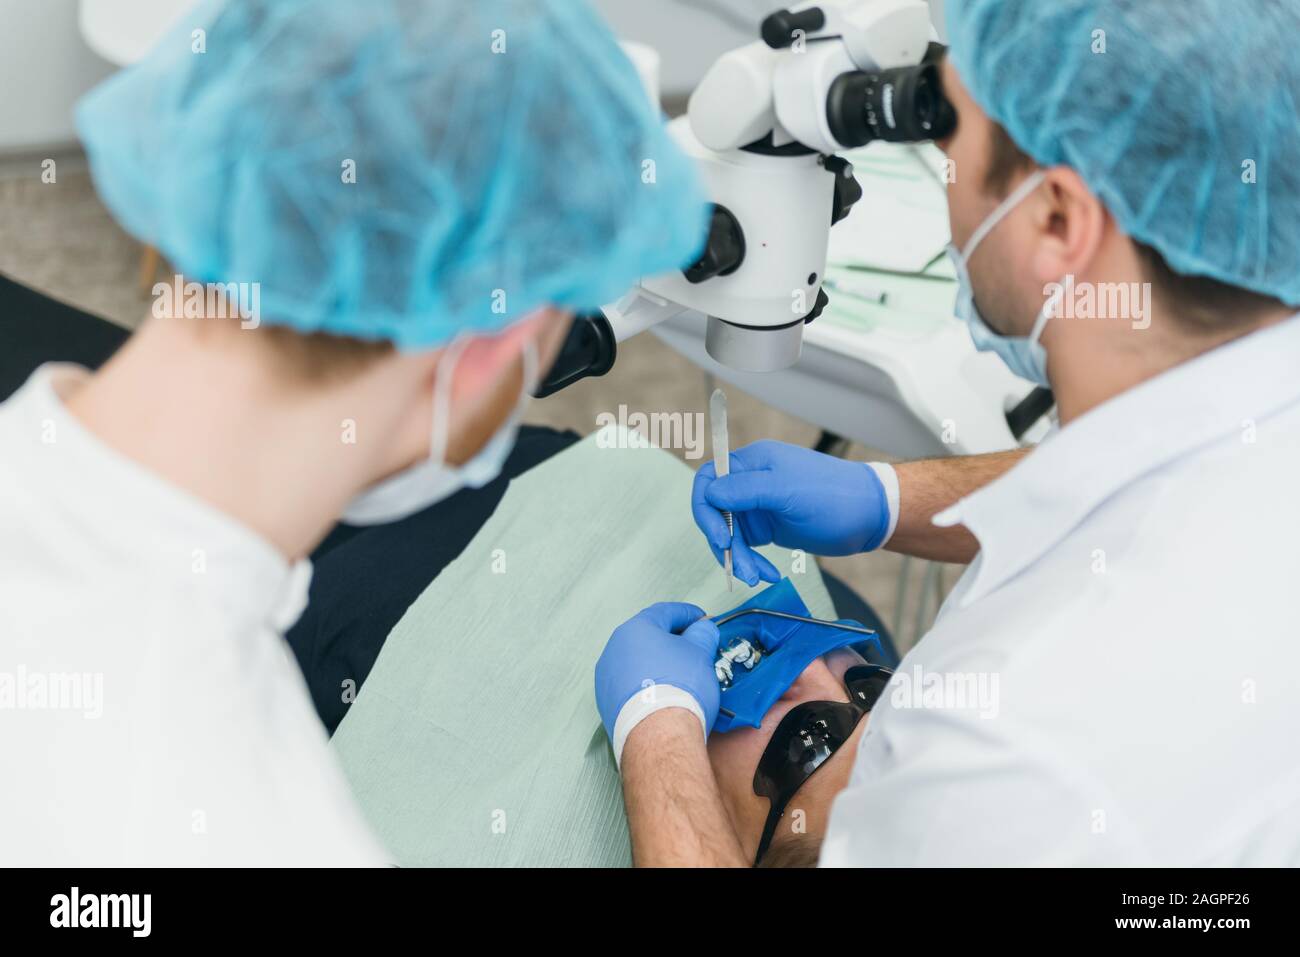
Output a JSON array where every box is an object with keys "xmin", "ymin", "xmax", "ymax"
[
  {"xmin": 538, "ymin": 0, "xmax": 944, "ymax": 395},
  {"xmin": 603, "ymin": 0, "xmax": 937, "ymax": 373},
  {"xmin": 640, "ymin": 120, "xmax": 833, "ymax": 372}
]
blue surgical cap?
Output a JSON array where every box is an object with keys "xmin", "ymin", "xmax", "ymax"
[
  {"xmin": 76, "ymin": 0, "xmax": 710, "ymax": 348},
  {"xmin": 946, "ymin": 0, "xmax": 1300, "ymax": 306}
]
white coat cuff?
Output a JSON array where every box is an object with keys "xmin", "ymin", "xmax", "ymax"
[
  {"xmin": 611, "ymin": 685, "xmax": 707, "ymax": 770},
  {"xmin": 866, "ymin": 461, "xmax": 901, "ymax": 548}
]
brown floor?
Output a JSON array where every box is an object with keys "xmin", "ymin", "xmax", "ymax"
[{"xmin": 0, "ymin": 151, "xmax": 957, "ymax": 652}]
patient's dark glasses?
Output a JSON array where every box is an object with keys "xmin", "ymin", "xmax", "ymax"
[{"xmin": 751, "ymin": 664, "xmax": 893, "ymax": 865}]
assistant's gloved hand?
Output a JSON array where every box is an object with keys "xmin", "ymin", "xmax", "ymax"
[
  {"xmin": 691, "ymin": 440, "xmax": 896, "ymax": 586},
  {"xmin": 595, "ymin": 603, "xmax": 721, "ymax": 768}
]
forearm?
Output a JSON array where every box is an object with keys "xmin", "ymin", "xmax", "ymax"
[
  {"xmin": 884, "ymin": 449, "xmax": 1029, "ymax": 563},
  {"xmin": 620, "ymin": 709, "xmax": 747, "ymax": 868}
]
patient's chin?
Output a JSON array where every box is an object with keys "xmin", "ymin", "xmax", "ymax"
[
  {"xmin": 757, "ymin": 719, "xmax": 866, "ymax": 861},
  {"xmin": 708, "ymin": 707, "xmax": 868, "ymax": 865},
  {"xmin": 707, "ymin": 649, "xmax": 863, "ymax": 775},
  {"xmin": 706, "ymin": 648, "xmax": 870, "ymax": 861}
]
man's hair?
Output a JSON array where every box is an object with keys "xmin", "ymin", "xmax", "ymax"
[
  {"xmin": 258, "ymin": 325, "xmax": 395, "ymax": 384},
  {"xmin": 757, "ymin": 831, "xmax": 822, "ymax": 868},
  {"xmin": 985, "ymin": 124, "xmax": 1286, "ymax": 333}
]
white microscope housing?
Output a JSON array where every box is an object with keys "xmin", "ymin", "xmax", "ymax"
[{"xmin": 603, "ymin": 0, "xmax": 936, "ymax": 373}]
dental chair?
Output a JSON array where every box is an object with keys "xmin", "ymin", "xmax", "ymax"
[{"xmin": 0, "ymin": 271, "xmax": 128, "ymax": 402}]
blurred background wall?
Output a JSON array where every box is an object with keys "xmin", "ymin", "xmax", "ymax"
[
  {"xmin": 0, "ymin": 0, "xmax": 113, "ymax": 152},
  {"xmin": 0, "ymin": 0, "xmax": 947, "ymax": 155}
]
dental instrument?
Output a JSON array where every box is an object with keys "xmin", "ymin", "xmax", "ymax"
[{"xmin": 710, "ymin": 387, "xmax": 734, "ymax": 590}]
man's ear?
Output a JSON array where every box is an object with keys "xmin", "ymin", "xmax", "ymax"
[
  {"xmin": 447, "ymin": 310, "xmax": 558, "ymax": 404},
  {"xmin": 1030, "ymin": 167, "xmax": 1107, "ymax": 286}
]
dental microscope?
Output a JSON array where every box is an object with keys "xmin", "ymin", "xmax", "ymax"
[{"xmin": 538, "ymin": 0, "xmax": 955, "ymax": 394}]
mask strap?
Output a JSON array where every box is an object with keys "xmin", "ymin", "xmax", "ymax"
[
  {"xmin": 1027, "ymin": 283, "xmax": 1064, "ymax": 347},
  {"xmin": 430, "ymin": 332, "xmax": 539, "ymax": 465},
  {"xmin": 520, "ymin": 338, "xmax": 539, "ymax": 400},
  {"xmin": 428, "ymin": 336, "xmax": 470, "ymax": 467},
  {"xmin": 961, "ymin": 169, "xmax": 1049, "ymax": 261}
]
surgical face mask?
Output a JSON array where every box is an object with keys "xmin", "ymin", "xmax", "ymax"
[
  {"xmin": 946, "ymin": 169, "xmax": 1059, "ymax": 387},
  {"xmin": 341, "ymin": 336, "xmax": 538, "ymax": 525}
]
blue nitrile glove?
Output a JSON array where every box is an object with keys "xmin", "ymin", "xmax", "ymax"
[
  {"xmin": 595, "ymin": 603, "xmax": 722, "ymax": 768},
  {"xmin": 691, "ymin": 440, "xmax": 895, "ymax": 586}
]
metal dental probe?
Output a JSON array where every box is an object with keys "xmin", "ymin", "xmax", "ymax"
[
  {"xmin": 710, "ymin": 388, "xmax": 733, "ymax": 590},
  {"xmin": 713, "ymin": 608, "xmax": 876, "ymax": 635}
]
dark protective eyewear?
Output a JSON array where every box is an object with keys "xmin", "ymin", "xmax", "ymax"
[{"xmin": 750, "ymin": 664, "xmax": 893, "ymax": 865}]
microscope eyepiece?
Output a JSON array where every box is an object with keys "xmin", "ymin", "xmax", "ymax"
[{"xmin": 826, "ymin": 45, "xmax": 956, "ymax": 148}]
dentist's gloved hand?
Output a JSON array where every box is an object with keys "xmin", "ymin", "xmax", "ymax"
[
  {"xmin": 595, "ymin": 603, "xmax": 722, "ymax": 768},
  {"xmin": 691, "ymin": 440, "xmax": 897, "ymax": 586}
]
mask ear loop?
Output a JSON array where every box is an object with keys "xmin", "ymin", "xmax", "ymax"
[
  {"xmin": 519, "ymin": 338, "xmax": 539, "ymax": 402},
  {"xmin": 428, "ymin": 336, "xmax": 471, "ymax": 467},
  {"xmin": 1027, "ymin": 282, "xmax": 1065, "ymax": 347},
  {"xmin": 960, "ymin": 168, "xmax": 1049, "ymax": 261},
  {"xmin": 429, "ymin": 330, "xmax": 539, "ymax": 467}
]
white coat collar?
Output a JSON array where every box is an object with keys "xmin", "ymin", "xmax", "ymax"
[
  {"xmin": 935, "ymin": 312, "xmax": 1300, "ymax": 607},
  {"xmin": 7, "ymin": 363, "xmax": 313, "ymax": 633}
]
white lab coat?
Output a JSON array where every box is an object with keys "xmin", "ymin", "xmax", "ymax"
[
  {"xmin": 823, "ymin": 314, "xmax": 1300, "ymax": 866},
  {"xmin": 0, "ymin": 365, "xmax": 389, "ymax": 865}
]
